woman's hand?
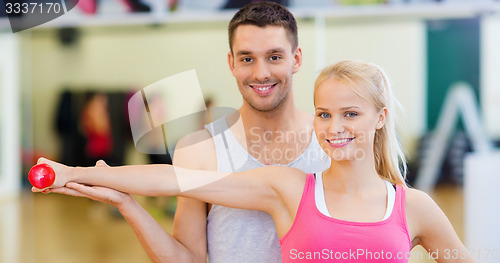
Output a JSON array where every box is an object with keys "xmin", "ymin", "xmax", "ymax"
[
  {"xmin": 31, "ymin": 157, "xmax": 72, "ymax": 191},
  {"xmin": 38, "ymin": 160, "xmax": 134, "ymax": 208}
]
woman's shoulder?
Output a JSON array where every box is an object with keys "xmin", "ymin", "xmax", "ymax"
[
  {"xmin": 405, "ymin": 187, "xmax": 437, "ymax": 213},
  {"xmin": 405, "ymin": 187, "xmax": 448, "ymax": 236},
  {"xmin": 258, "ymin": 166, "xmax": 308, "ymax": 180},
  {"xmin": 258, "ymin": 166, "xmax": 309, "ymax": 194}
]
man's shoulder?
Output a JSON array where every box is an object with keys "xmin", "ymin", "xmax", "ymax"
[
  {"xmin": 299, "ymin": 110, "xmax": 314, "ymax": 124},
  {"xmin": 177, "ymin": 128, "xmax": 213, "ymax": 146},
  {"xmin": 174, "ymin": 128, "xmax": 217, "ymax": 170}
]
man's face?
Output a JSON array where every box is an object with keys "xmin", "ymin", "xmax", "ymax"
[{"xmin": 228, "ymin": 25, "xmax": 302, "ymax": 112}]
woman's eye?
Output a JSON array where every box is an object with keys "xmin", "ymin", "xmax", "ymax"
[
  {"xmin": 318, "ymin": 112, "xmax": 331, "ymax": 118},
  {"xmin": 345, "ymin": 112, "xmax": 358, "ymax": 118}
]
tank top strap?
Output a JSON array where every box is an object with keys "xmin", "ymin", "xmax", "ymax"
[
  {"xmin": 204, "ymin": 116, "xmax": 229, "ymax": 136},
  {"xmin": 393, "ymin": 184, "xmax": 410, "ymax": 240},
  {"xmin": 393, "ymin": 185, "xmax": 405, "ymax": 216},
  {"xmin": 204, "ymin": 116, "xmax": 243, "ymax": 172},
  {"xmin": 280, "ymin": 173, "xmax": 316, "ymax": 244},
  {"xmin": 296, "ymin": 173, "xmax": 317, "ymax": 215}
]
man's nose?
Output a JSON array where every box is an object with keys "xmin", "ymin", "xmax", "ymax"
[{"xmin": 252, "ymin": 60, "xmax": 271, "ymax": 82}]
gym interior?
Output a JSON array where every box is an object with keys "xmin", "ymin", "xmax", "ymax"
[{"xmin": 1, "ymin": 0, "xmax": 500, "ymax": 262}]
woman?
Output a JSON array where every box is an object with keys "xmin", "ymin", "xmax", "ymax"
[{"xmin": 35, "ymin": 60, "xmax": 473, "ymax": 262}]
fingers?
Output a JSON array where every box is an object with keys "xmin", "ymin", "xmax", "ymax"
[
  {"xmin": 31, "ymin": 186, "xmax": 52, "ymax": 193},
  {"xmin": 95, "ymin": 160, "xmax": 109, "ymax": 168},
  {"xmin": 31, "ymin": 186, "xmax": 44, "ymax": 193},
  {"xmin": 66, "ymin": 182, "xmax": 92, "ymax": 192},
  {"xmin": 66, "ymin": 182, "xmax": 106, "ymax": 198},
  {"xmin": 32, "ymin": 185, "xmax": 88, "ymax": 199},
  {"xmin": 38, "ymin": 183, "xmax": 96, "ymax": 200},
  {"xmin": 36, "ymin": 157, "xmax": 59, "ymax": 168},
  {"xmin": 33, "ymin": 182, "xmax": 101, "ymax": 197},
  {"xmin": 37, "ymin": 182, "xmax": 129, "ymax": 206},
  {"xmin": 48, "ymin": 186, "xmax": 90, "ymax": 198},
  {"xmin": 37, "ymin": 157, "xmax": 53, "ymax": 165}
]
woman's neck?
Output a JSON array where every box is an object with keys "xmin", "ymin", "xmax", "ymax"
[{"xmin": 323, "ymin": 156, "xmax": 383, "ymax": 194}]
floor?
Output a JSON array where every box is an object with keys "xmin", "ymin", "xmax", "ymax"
[{"xmin": 1, "ymin": 185, "xmax": 464, "ymax": 263}]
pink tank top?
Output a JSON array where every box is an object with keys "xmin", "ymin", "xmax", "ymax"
[{"xmin": 280, "ymin": 173, "xmax": 411, "ymax": 262}]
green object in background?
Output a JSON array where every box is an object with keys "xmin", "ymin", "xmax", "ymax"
[{"xmin": 426, "ymin": 18, "xmax": 481, "ymax": 131}]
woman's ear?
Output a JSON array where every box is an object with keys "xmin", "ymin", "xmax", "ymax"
[{"xmin": 376, "ymin": 108, "xmax": 388, "ymax": 130}]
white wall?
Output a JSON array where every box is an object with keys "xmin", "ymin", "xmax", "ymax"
[
  {"xmin": 0, "ymin": 32, "xmax": 21, "ymax": 263},
  {"xmin": 27, "ymin": 18, "xmax": 426, "ymax": 159},
  {"xmin": 0, "ymin": 33, "xmax": 21, "ymax": 198},
  {"xmin": 481, "ymin": 14, "xmax": 500, "ymax": 140},
  {"xmin": 28, "ymin": 22, "xmax": 237, "ymax": 159}
]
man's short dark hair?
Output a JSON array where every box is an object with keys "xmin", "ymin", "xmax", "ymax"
[{"xmin": 228, "ymin": 1, "xmax": 298, "ymax": 53}]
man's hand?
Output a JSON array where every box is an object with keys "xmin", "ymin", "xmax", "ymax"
[{"xmin": 44, "ymin": 160, "xmax": 134, "ymax": 208}]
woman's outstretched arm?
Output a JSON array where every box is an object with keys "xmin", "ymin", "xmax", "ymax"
[{"xmin": 34, "ymin": 158, "xmax": 304, "ymax": 214}]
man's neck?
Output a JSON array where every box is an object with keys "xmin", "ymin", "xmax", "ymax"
[
  {"xmin": 238, "ymin": 95, "xmax": 304, "ymax": 133},
  {"xmin": 241, "ymin": 107, "xmax": 295, "ymax": 132},
  {"xmin": 225, "ymin": 96, "xmax": 313, "ymax": 165}
]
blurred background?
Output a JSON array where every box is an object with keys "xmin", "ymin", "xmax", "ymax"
[{"xmin": 1, "ymin": 0, "xmax": 500, "ymax": 262}]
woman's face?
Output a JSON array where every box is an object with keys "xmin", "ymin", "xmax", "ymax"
[{"xmin": 314, "ymin": 77, "xmax": 386, "ymax": 162}]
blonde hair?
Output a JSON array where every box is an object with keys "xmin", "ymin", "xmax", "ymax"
[{"xmin": 314, "ymin": 60, "xmax": 407, "ymax": 187}]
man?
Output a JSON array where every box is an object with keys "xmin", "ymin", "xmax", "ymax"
[{"xmin": 59, "ymin": 2, "xmax": 329, "ymax": 262}]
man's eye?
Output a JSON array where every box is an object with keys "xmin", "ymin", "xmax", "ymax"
[
  {"xmin": 242, "ymin": 58, "xmax": 253, "ymax": 63},
  {"xmin": 269, "ymin": 55, "xmax": 281, "ymax": 61}
]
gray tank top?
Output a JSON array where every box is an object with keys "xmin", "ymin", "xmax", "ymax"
[{"xmin": 205, "ymin": 116, "xmax": 330, "ymax": 263}]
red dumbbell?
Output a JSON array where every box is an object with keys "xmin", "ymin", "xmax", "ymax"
[{"xmin": 29, "ymin": 163, "xmax": 55, "ymax": 189}]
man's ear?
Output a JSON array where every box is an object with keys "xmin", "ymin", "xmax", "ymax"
[
  {"xmin": 292, "ymin": 46, "xmax": 303, "ymax": 74},
  {"xmin": 228, "ymin": 51, "xmax": 236, "ymax": 76},
  {"xmin": 376, "ymin": 107, "xmax": 388, "ymax": 130}
]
